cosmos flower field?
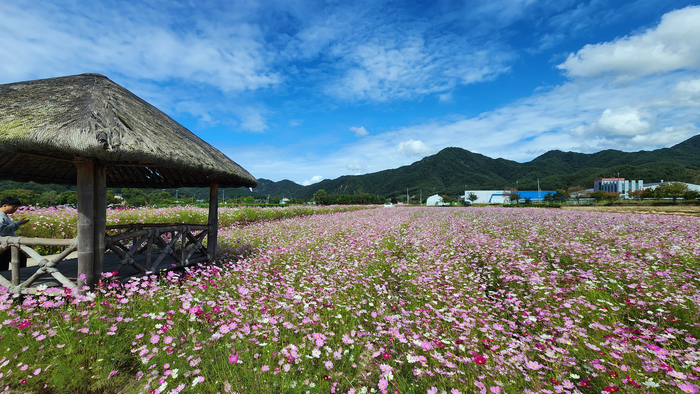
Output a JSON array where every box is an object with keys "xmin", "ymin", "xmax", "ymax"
[{"xmin": 1, "ymin": 207, "xmax": 699, "ymax": 394}]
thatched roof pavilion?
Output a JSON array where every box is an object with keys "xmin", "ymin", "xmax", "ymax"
[
  {"xmin": 0, "ymin": 73, "xmax": 256, "ymax": 188},
  {"xmin": 0, "ymin": 73, "xmax": 256, "ymax": 291}
]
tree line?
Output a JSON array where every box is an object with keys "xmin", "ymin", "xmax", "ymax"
[
  {"xmin": 506, "ymin": 182, "xmax": 699, "ymax": 204},
  {"xmin": 313, "ymin": 189, "xmax": 386, "ymax": 205}
]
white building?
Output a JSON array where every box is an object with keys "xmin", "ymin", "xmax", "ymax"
[
  {"xmin": 464, "ymin": 190, "xmax": 555, "ymax": 204},
  {"xmin": 593, "ymin": 178, "xmax": 700, "ymax": 198},
  {"xmin": 464, "ymin": 190, "xmax": 511, "ymax": 204},
  {"xmin": 426, "ymin": 194, "xmax": 444, "ymax": 206},
  {"xmin": 642, "ymin": 181, "xmax": 700, "ymax": 192}
]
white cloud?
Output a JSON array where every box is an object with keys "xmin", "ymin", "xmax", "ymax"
[
  {"xmin": 438, "ymin": 92, "xmax": 453, "ymax": 102},
  {"xmin": 557, "ymin": 6, "xmax": 700, "ymax": 80},
  {"xmin": 595, "ymin": 107, "xmax": 653, "ymax": 137},
  {"xmin": 174, "ymin": 101, "xmax": 218, "ymax": 127},
  {"xmin": 302, "ymin": 175, "xmax": 324, "ymax": 186},
  {"xmin": 237, "ymin": 107, "xmax": 269, "ymax": 132},
  {"xmin": 350, "ymin": 126, "xmax": 369, "ymax": 136},
  {"xmin": 346, "ymin": 163, "xmax": 366, "ymax": 173},
  {"xmin": 326, "ymin": 35, "xmax": 513, "ymax": 101},
  {"xmin": 397, "ymin": 139, "xmax": 434, "ymax": 157},
  {"xmin": 676, "ymin": 78, "xmax": 700, "ymax": 95},
  {"xmin": 629, "ymin": 124, "xmax": 698, "ymax": 147},
  {"xmin": 0, "ymin": 2, "xmax": 280, "ymax": 91},
  {"xmin": 674, "ymin": 78, "xmax": 700, "ymax": 106}
]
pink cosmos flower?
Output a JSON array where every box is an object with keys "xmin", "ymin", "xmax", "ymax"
[
  {"xmin": 228, "ymin": 354, "xmax": 239, "ymax": 363},
  {"xmin": 525, "ymin": 360, "xmax": 544, "ymax": 370},
  {"xmin": 378, "ymin": 378, "xmax": 388, "ymax": 390},
  {"xmin": 427, "ymin": 388, "xmax": 438, "ymax": 394},
  {"xmin": 678, "ymin": 382, "xmax": 699, "ymax": 394},
  {"xmin": 669, "ymin": 371, "xmax": 688, "ymax": 380},
  {"xmin": 261, "ymin": 365, "xmax": 270, "ymax": 372}
]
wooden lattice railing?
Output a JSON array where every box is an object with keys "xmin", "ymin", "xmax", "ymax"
[
  {"xmin": 105, "ymin": 223, "xmax": 210, "ymax": 273},
  {"xmin": 0, "ymin": 223, "xmax": 211, "ymax": 293},
  {"xmin": 0, "ymin": 236, "xmax": 79, "ymax": 293}
]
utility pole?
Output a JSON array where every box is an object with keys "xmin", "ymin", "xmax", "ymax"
[
  {"xmin": 407, "ymin": 188, "xmax": 409, "ymax": 205},
  {"xmin": 420, "ymin": 189, "xmax": 422, "ymax": 205},
  {"xmin": 537, "ymin": 178, "xmax": 541, "ymax": 202}
]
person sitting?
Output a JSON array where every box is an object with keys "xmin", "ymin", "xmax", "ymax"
[{"xmin": 0, "ymin": 196, "xmax": 30, "ymax": 271}]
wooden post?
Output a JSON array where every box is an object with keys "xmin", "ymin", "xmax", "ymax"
[
  {"xmin": 75, "ymin": 158, "xmax": 95, "ymax": 290},
  {"xmin": 207, "ymin": 183, "xmax": 219, "ymax": 261},
  {"xmin": 11, "ymin": 244, "xmax": 19, "ymax": 287},
  {"xmin": 93, "ymin": 162, "xmax": 106, "ymax": 279}
]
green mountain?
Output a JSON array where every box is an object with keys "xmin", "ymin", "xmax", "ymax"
[
  {"xmin": 4, "ymin": 134, "xmax": 699, "ymax": 201},
  {"xmin": 254, "ymin": 134, "xmax": 700, "ymax": 198}
]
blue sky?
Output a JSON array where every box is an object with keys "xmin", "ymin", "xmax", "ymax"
[{"xmin": 2, "ymin": 0, "xmax": 700, "ymax": 185}]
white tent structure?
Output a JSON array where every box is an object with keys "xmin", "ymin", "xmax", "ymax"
[{"xmin": 426, "ymin": 194, "xmax": 444, "ymax": 206}]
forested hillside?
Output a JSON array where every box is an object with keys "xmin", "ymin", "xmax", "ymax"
[{"xmin": 3, "ymin": 134, "xmax": 699, "ymax": 202}]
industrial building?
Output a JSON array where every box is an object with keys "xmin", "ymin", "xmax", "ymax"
[
  {"xmin": 593, "ymin": 178, "xmax": 700, "ymax": 198},
  {"xmin": 464, "ymin": 190, "xmax": 555, "ymax": 204},
  {"xmin": 593, "ymin": 178, "xmax": 643, "ymax": 198}
]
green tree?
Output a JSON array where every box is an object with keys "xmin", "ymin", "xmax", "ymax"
[
  {"xmin": 641, "ymin": 188, "xmax": 657, "ymax": 200},
  {"xmin": 683, "ymin": 190, "xmax": 699, "ymax": 201},
  {"xmin": 57, "ymin": 191, "xmax": 78, "ymax": 205},
  {"xmin": 314, "ymin": 189, "xmax": 329, "ymax": 205},
  {"xmin": 149, "ymin": 191, "xmax": 173, "ymax": 205},
  {"xmin": 41, "ymin": 190, "xmax": 59, "ymax": 206},
  {"xmin": 629, "ymin": 189, "xmax": 644, "ymax": 201},
  {"xmin": 589, "ymin": 191, "xmax": 607, "ymax": 203},
  {"xmin": 604, "ymin": 192, "xmax": 620, "ymax": 203},
  {"xmin": 656, "ymin": 182, "xmax": 689, "ymax": 203},
  {"xmin": 0, "ymin": 189, "xmax": 43, "ymax": 206},
  {"xmin": 244, "ymin": 196, "xmax": 255, "ymax": 204},
  {"xmin": 121, "ymin": 188, "xmax": 149, "ymax": 207},
  {"xmin": 468, "ymin": 193, "xmax": 478, "ymax": 203},
  {"xmin": 567, "ymin": 186, "xmax": 586, "ymax": 204},
  {"xmin": 510, "ymin": 192, "xmax": 521, "ymax": 204},
  {"xmin": 106, "ymin": 189, "xmax": 120, "ymax": 205}
]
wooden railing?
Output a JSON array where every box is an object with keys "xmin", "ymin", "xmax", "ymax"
[
  {"xmin": 0, "ymin": 236, "xmax": 79, "ymax": 293},
  {"xmin": 1, "ymin": 223, "xmax": 211, "ymax": 293},
  {"xmin": 105, "ymin": 223, "xmax": 210, "ymax": 273}
]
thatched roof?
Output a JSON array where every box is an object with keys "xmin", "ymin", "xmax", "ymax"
[{"xmin": 0, "ymin": 73, "xmax": 256, "ymax": 188}]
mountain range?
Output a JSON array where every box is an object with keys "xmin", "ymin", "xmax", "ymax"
[{"xmin": 252, "ymin": 134, "xmax": 700, "ymax": 199}]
